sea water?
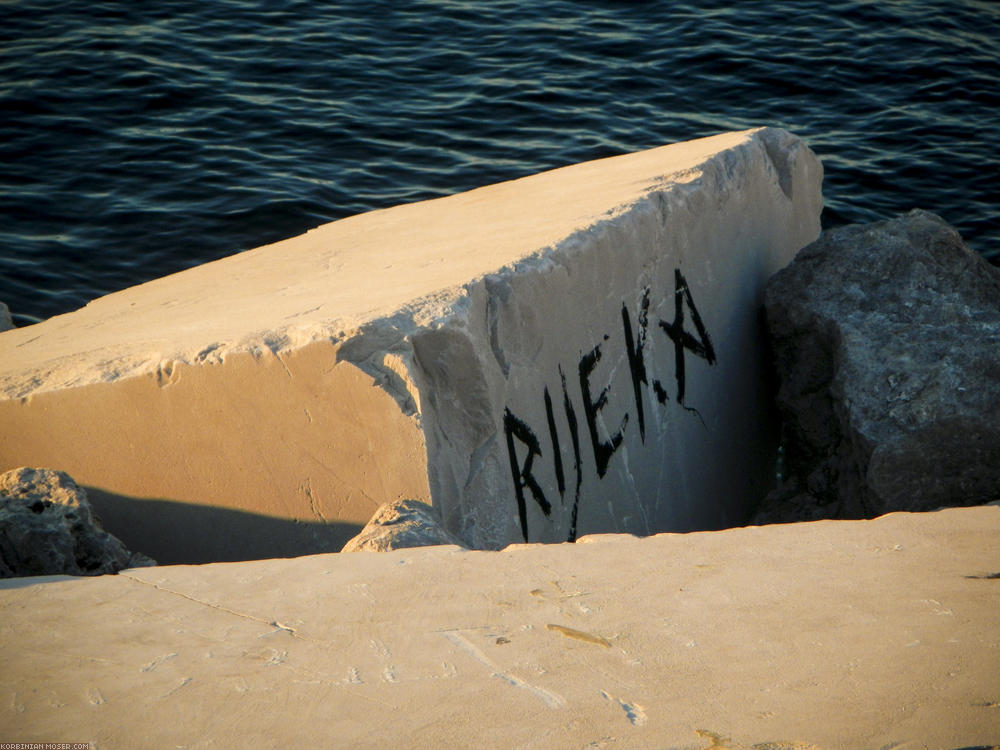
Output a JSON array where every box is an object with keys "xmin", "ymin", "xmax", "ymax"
[{"xmin": 2, "ymin": 0, "xmax": 997, "ymax": 324}]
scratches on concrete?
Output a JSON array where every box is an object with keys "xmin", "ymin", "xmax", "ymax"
[
  {"xmin": 443, "ymin": 630, "xmax": 565, "ymax": 708},
  {"xmin": 302, "ymin": 477, "xmax": 328, "ymax": 524},
  {"xmin": 601, "ymin": 689, "xmax": 647, "ymax": 726},
  {"xmin": 547, "ymin": 623, "xmax": 612, "ymax": 648},
  {"xmin": 161, "ymin": 677, "xmax": 193, "ymax": 699},
  {"xmin": 141, "ymin": 652, "xmax": 178, "ymax": 673}
]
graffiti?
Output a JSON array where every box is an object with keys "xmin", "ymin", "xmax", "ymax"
[{"xmin": 503, "ymin": 269, "xmax": 716, "ymax": 542}]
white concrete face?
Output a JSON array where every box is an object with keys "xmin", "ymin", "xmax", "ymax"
[
  {"xmin": 0, "ymin": 127, "xmax": 822, "ymax": 558},
  {"xmin": 408, "ymin": 127, "xmax": 823, "ymax": 547}
]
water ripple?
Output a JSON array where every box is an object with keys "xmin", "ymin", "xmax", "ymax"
[{"xmin": 1, "ymin": 0, "xmax": 998, "ymax": 323}]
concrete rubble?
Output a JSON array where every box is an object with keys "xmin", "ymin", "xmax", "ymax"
[{"xmin": 341, "ymin": 498, "xmax": 467, "ymax": 552}]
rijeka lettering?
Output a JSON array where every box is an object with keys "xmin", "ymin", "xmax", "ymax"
[{"xmin": 503, "ymin": 269, "xmax": 716, "ymax": 543}]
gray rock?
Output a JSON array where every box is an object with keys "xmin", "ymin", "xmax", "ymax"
[
  {"xmin": 0, "ymin": 302, "xmax": 13, "ymax": 332},
  {"xmin": 0, "ymin": 467, "xmax": 156, "ymax": 577},
  {"xmin": 756, "ymin": 210, "xmax": 1000, "ymax": 523},
  {"xmin": 341, "ymin": 499, "xmax": 468, "ymax": 553}
]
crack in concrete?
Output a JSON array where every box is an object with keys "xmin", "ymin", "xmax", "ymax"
[
  {"xmin": 485, "ymin": 274, "xmax": 512, "ymax": 377},
  {"xmin": 120, "ymin": 572, "xmax": 307, "ymax": 641},
  {"xmin": 274, "ymin": 351, "xmax": 294, "ymax": 379},
  {"xmin": 303, "ymin": 477, "xmax": 328, "ymax": 524}
]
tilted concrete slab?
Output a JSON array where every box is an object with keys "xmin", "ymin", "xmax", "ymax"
[
  {"xmin": 0, "ymin": 127, "xmax": 822, "ymax": 561},
  {"xmin": 2, "ymin": 505, "xmax": 998, "ymax": 748}
]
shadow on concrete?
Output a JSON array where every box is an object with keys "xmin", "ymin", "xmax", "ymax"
[
  {"xmin": 0, "ymin": 574, "xmax": 79, "ymax": 590},
  {"xmin": 85, "ymin": 486, "xmax": 364, "ymax": 566}
]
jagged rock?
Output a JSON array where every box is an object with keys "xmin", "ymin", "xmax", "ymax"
[
  {"xmin": 0, "ymin": 302, "xmax": 13, "ymax": 332},
  {"xmin": 341, "ymin": 499, "xmax": 468, "ymax": 553},
  {"xmin": 756, "ymin": 210, "xmax": 1000, "ymax": 523},
  {"xmin": 0, "ymin": 467, "xmax": 156, "ymax": 577}
]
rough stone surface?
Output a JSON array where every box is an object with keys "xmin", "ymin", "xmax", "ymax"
[
  {"xmin": 0, "ymin": 127, "xmax": 823, "ymax": 560},
  {"xmin": 757, "ymin": 210, "xmax": 1000, "ymax": 523},
  {"xmin": 341, "ymin": 499, "xmax": 468, "ymax": 552},
  {"xmin": 0, "ymin": 302, "xmax": 12, "ymax": 332},
  {"xmin": 0, "ymin": 467, "xmax": 155, "ymax": 577}
]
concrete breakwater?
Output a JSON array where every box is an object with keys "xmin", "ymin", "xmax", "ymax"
[
  {"xmin": 2, "ymin": 504, "xmax": 998, "ymax": 748},
  {"xmin": 0, "ymin": 127, "xmax": 822, "ymax": 563}
]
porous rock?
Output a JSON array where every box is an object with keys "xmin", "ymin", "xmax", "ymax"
[
  {"xmin": 0, "ymin": 467, "xmax": 155, "ymax": 577},
  {"xmin": 341, "ymin": 499, "xmax": 467, "ymax": 553},
  {"xmin": 757, "ymin": 210, "xmax": 1000, "ymax": 522}
]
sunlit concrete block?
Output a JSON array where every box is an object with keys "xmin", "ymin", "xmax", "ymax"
[{"xmin": 0, "ymin": 127, "xmax": 822, "ymax": 558}]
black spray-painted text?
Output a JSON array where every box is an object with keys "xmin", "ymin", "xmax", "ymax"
[{"xmin": 503, "ymin": 269, "xmax": 716, "ymax": 542}]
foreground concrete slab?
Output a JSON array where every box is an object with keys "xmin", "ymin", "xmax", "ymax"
[
  {"xmin": 2, "ymin": 505, "xmax": 997, "ymax": 748},
  {"xmin": 0, "ymin": 127, "xmax": 822, "ymax": 561}
]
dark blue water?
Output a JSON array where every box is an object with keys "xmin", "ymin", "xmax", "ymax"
[{"xmin": 2, "ymin": 1, "xmax": 998, "ymax": 325}]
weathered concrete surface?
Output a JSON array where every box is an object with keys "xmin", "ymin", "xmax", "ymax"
[
  {"xmin": 0, "ymin": 467, "xmax": 154, "ymax": 577},
  {"xmin": 0, "ymin": 127, "xmax": 822, "ymax": 561},
  {"xmin": 758, "ymin": 210, "xmax": 1000, "ymax": 523},
  {"xmin": 341, "ymin": 498, "xmax": 467, "ymax": 552},
  {"xmin": 1, "ymin": 505, "xmax": 998, "ymax": 748}
]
